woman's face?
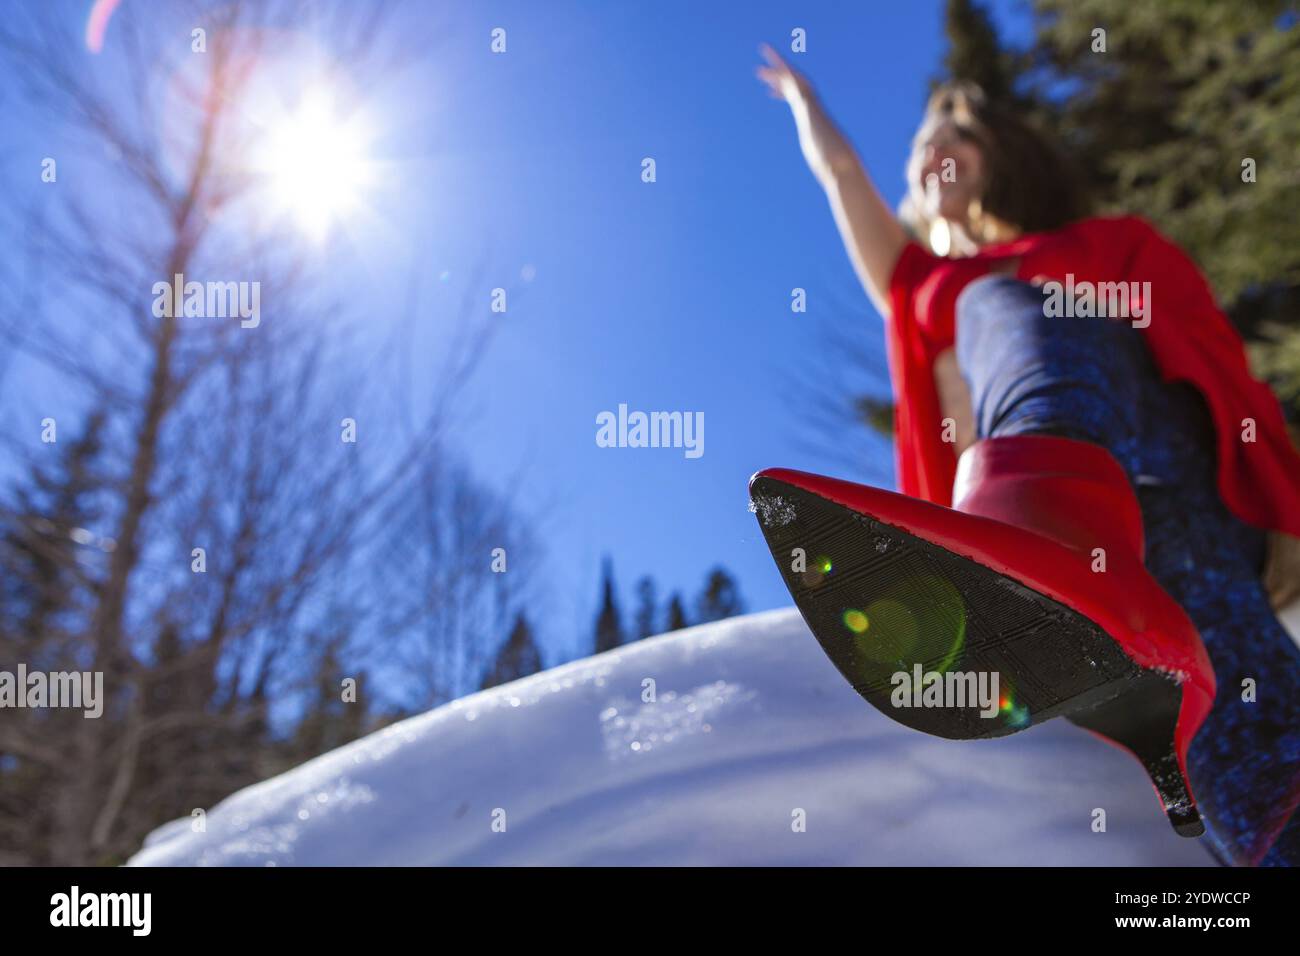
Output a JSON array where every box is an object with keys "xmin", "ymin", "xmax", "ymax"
[{"xmin": 908, "ymin": 116, "xmax": 986, "ymax": 226}]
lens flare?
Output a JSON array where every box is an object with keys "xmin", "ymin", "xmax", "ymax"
[
  {"xmin": 801, "ymin": 555, "xmax": 835, "ymax": 588},
  {"xmin": 999, "ymin": 686, "xmax": 1031, "ymax": 728},
  {"xmin": 842, "ymin": 609, "xmax": 869, "ymax": 634},
  {"xmin": 86, "ymin": 0, "xmax": 122, "ymax": 54},
  {"xmin": 847, "ymin": 573, "xmax": 967, "ymax": 676},
  {"xmin": 855, "ymin": 598, "xmax": 918, "ymax": 661}
]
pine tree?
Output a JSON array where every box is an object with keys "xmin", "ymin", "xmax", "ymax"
[
  {"xmin": 665, "ymin": 592, "xmax": 689, "ymax": 632},
  {"xmin": 292, "ymin": 638, "xmax": 368, "ymax": 757},
  {"xmin": 482, "ymin": 612, "xmax": 543, "ymax": 689},
  {"xmin": 693, "ymin": 567, "xmax": 745, "ymax": 625},
  {"xmin": 632, "ymin": 575, "xmax": 658, "ymax": 641},
  {"xmin": 0, "ymin": 410, "xmax": 107, "ymax": 657},
  {"xmin": 1042, "ymin": 1, "xmax": 1299, "ymax": 415},
  {"xmin": 592, "ymin": 557, "xmax": 625, "ymax": 654},
  {"xmin": 937, "ymin": 0, "xmax": 1019, "ymax": 104}
]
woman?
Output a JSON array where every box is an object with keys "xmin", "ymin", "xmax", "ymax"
[{"xmin": 751, "ymin": 45, "xmax": 1300, "ymax": 866}]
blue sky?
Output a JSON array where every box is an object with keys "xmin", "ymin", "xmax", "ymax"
[
  {"xmin": 398, "ymin": 0, "xmax": 1029, "ymax": 660},
  {"xmin": 2, "ymin": 0, "xmax": 1033, "ymax": 668}
]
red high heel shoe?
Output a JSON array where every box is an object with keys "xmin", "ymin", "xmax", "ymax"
[{"xmin": 749, "ymin": 435, "xmax": 1215, "ymax": 837}]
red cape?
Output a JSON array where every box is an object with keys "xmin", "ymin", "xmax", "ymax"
[{"xmin": 886, "ymin": 215, "xmax": 1300, "ymax": 536}]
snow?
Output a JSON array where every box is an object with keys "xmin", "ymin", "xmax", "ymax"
[{"xmin": 129, "ymin": 604, "xmax": 1300, "ymax": 866}]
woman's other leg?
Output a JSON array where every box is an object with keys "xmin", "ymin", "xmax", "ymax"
[{"xmin": 1134, "ymin": 387, "xmax": 1300, "ymax": 867}]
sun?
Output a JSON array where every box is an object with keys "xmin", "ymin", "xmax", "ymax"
[{"xmin": 256, "ymin": 91, "xmax": 375, "ymax": 241}]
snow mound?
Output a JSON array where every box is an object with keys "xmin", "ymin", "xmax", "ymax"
[{"xmin": 132, "ymin": 605, "xmax": 1281, "ymax": 866}]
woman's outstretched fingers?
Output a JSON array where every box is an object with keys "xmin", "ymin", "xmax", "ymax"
[
  {"xmin": 756, "ymin": 65, "xmax": 784, "ymax": 99},
  {"xmin": 757, "ymin": 43, "xmax": 808, "ymax": 104},
  {"xmin": 759, "ymin": 42, "xmax": 785, "ymax": 68}
]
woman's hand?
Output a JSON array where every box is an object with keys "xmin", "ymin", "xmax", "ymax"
[
  {"xmin": 757, "ymin": 43, "xmax": 815, "ymax": 109},
  {"xmin": 757, "ymin": 43, "xmax": 840, "ymax": 181}
]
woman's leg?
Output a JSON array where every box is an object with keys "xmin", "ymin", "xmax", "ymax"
[
  {"xmin": 956, "ymin": 275, "xmax": 1300, "ymax": 865},
  {"xmin": 955, "ymin": 276, "xmax": 1146, "ymax": 474},
  {"xmin": 1134, "ymin": 384, "xmax": 1300, "ymax": 867}
]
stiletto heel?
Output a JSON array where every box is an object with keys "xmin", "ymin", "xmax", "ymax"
[
  {"xmin": 749, "ymin": 436, "xmax": 1215, "ymax": 837},
  {"xmin": 1068, "ymin": 673, "xmax": 1205, "ymax": 836}
]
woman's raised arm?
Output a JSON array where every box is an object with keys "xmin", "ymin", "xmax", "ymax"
[{"xmin": 758, "ymin": 44, "xmax": 910, "ymax": 317}]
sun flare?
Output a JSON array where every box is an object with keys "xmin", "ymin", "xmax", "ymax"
[{"xmin": 256, "ymin": 91, "xmax": 374, "ymax": 240}]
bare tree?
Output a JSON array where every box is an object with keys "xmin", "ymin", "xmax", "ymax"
[
  {"xmin": 370, "ymin": 453, "xmax": 543, "ymax": 710},
  {"xmin": 0, "ymin": 0, "xmax": 532, "ymax": 864}
]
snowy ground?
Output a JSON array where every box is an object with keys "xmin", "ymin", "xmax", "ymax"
[{"xmin": 130, "ymin": 602, "xmax": 1300, "ymax": 866}]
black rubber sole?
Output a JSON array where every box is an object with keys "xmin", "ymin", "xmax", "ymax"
[{"xmin": 751, "ymin": 475, "xmax": 1203, "ymax": 836}]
